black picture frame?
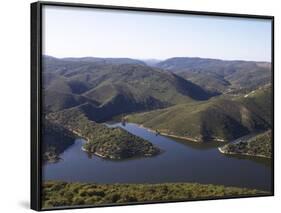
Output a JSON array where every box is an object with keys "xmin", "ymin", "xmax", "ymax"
[{"xmin": 31, "ymin": 1, "xmax": 274, "ymax": 211}]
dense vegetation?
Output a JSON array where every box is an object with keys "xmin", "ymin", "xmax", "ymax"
[
  {"xmin": 42, "ymin": 56, "xmax": 272, "ymax": 159},
  {"xmin": 42, "ymin": 181, "xmax": 267, "ymax": 208},
  {"xmin": 42, "ymin": 120, "xmax": 75, "ymax": 163},
  {"xmin": 219, "ymin": 130, "xmax": 272, "ymax": 158},
  {"xmin": 42, "ymin": 55, "xmax": 272, "ymax": 156},
  {"xmin": 43, "ymin": 56, "xmax": 212, "ymax": 122},
  {"xmin": 47, "ymin": 108, "xmax": 160, "ymax": 160},
  {"xmin": 156, "ymin": 57, "xmax": 271, "ymax": 94},
  {"xmin": 127, "ymin": 85, "xmax": 272, "ymax": 142},
  {"xmin": 41, "ymin": 56, "xmax": 273, "ymax": 207}
]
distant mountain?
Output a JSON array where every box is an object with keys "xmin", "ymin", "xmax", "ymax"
[
  {"xmin": 156, "ymin": 57, "xmax": 271, "ymax": 94},
  {"xmin": 62, "ymin": 57, "xmax": 146, "ymax": 65},
  {"xmin": 127, "ymin": 85, "xmax": 272, "ymax": 142},
  {"xmin": 43, "ymin": 56, "xmax": 147, "ymax": 80},
  {"xmin": 42, "ymin": 56, "xmax": 212, "ymax": 121},
  {"xmin": 142, "ymin": 59, "xmax": 162, "ymax": 66},
  {"xmin": 43, "ymin": 55, "xmax": 146, "ymax": 69}
]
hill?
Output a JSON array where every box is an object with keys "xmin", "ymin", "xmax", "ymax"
[
  {"xmin": 219, "ymin": 130, "xmax": 272, "ymax": 158},
  {"xmin": 43, "ymin": 55, "xmax": 146, "ymax": 73},
  {"xmin": 46, "ymin": 107, "xmax": 160, "ymax": 160},
  {"xmin": 126, "ymin": 85, "xmax": 272, "ymax": 142},
  {"xmin": 79, "ymin": 63, "xmax": 211, "ymax": 103},
  {"xmin": 43, "ymin": 56, "xmax": 212, "ymax": 121},
  {"xmin": 156, "ymin": 57, "xmax": 271, "ymax": 94}
]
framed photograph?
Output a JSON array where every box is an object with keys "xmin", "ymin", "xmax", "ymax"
[{"xmin": 31, "ymin": 1, "xmax": 274, "ymax": 211}]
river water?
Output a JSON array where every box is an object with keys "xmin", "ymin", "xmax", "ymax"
[{"xmin": 43, "ymin": 122, "xmax": 272, "ymax": 191}]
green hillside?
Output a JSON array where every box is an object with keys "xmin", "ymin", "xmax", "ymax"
[
  {"xmin": 80, "ymin": 63, "xmax": 211, "ymax": 103},
  {"xmin": 42, "ymin": 56, "xmax": 212, "ymax": 121},
  {"xmin": 43, "ymin": 90, "xmax": 88, "ymax": 113},
  {"xmin": 178, "ymin": 72, "xmax": 230, "ymax": 94},
  {"xmin": 156, "ymin": 57, "xmax": 271, "ymax": 94},
  {"xmin": 239, "ymin": 85, "xmax": 272, "ymax": 126},
  {"xmin": 46, "ymin": 107, "xmax": 160, "ymax": 160},
  {"xmin": 127, "ymin": 86, "xmax": 272, "ymax": 142},
  {"xmin": 219, "ymin": 130, "xmax": 272, "ymax": 158},
  {"xmin": 42, "ymin": 56, "xmax": 272, "ymax": 158}
]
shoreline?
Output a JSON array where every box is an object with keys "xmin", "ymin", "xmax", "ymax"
[
  {"xmin": 67, "ymin": 124, "xmax": 160, "ymax": 160},
  {"xmin": 132, "ymin": 123, "xmax": 204, "ymax": 143},
  {"xmin": 160, "ymin": 132, "xmax": 199, "ymax": 142},
  {"xmin": 218, "ymin": 147, "xmax": 271, "ymax": 159},
  {"xmin": 110, "ymin": 121, "xmax": 230, "ymax": 144},
  {"xmin": 127, "ymin": 122, "xmax": 226, "ymax": 143},
  {"xmin": 81, "ymin": 145, "xmax": 119, "ymax": 159},
  {"xmin": 63, "ymin": 128, "xmax": 112, "ymax": 159},
  {"xmin": 43, "ymin": 152, "xmax": 62, "ymax": 164},
  {"xmin": 136, "ymin": 123, "xmax": 200, "ymax": 142}
]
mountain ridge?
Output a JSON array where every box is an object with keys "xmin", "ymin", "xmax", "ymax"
[{"xmin": 43, "ymin": 56, "xmax": 212, "ymax": 121}]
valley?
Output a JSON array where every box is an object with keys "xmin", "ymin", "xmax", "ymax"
[
  {"xmin": 42, "ymin": 55, "xmax": 272, "ymax": 206},
  {"xmin": 42, "ymin": 55, "xmax": 272, "ymax": 160},
  {"xmin": 43, "ymin": 122, "xmax": 272, "ymax": 205}
]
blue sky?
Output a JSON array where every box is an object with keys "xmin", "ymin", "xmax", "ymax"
[{"xmin": 42, "ymin": 5, "xmax": 272, "ymax": 62}]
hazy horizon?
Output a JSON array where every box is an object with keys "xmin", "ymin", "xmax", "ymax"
[
  {"xmin": 42, "ymin": 6, "xmax": 272, "ymax": 62},
  {"xmin": 44, "ymin": 54, "xmax": 271, "ymax": 63}
]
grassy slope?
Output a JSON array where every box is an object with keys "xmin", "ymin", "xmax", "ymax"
[
  {"xmin": 43, "ymin": 57, "xmax": 213, "ymax": 122},
  {"xmin": 239, "ymin": 85, "xmax": 272, "ymax": 127},
  {"xmin": 73, "ymin": 63, "xmax": 211, "ymax": 105},
  {"xmin": 178, "ymin": 72, "xmax": 230, "ymax": 94},
  {"xmin": 127, "ymin": 86, "xmax": 272, "ymax": 142},
  {"xmin": 42, "ymin": 181, "xmax": 267, "ymax": 208},
  {"xmin": 43, "ymin": 90, "xmax": 89, "ymax": 113},
  {"xmin": 44, "ymin": 56, "xmax": 212, "ymax": 105},
  {"xmin": 219, "ymin": 130, "xmax": 272, "ymax": 158}
]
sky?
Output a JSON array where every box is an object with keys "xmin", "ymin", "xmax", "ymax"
[{"xmin": 42, "ymin": 5, "xmax": 272, "ymax": 62}]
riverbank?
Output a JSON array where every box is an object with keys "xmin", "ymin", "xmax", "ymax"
[
  {"xmin": 130, "ymin": 123, "xmax": 226, "ymax": 143},
  {"xmin": 70, "ymin": 130, "xmax": 110, "ymax": 158},
  {"xmin": 68, "ymin": 129, "xmax": 112, "ymax": 159},
  {"xmin": 110, "ymin": 119, "xmax": 228, "ymax": 143},
  {"xmin": 218, "ymin": 146, "xmax": 271, "ymax": 159},
  {"xmin": 134, "ymin": 123, "xmax": 200, "ymax": 142},
  {"xmin": 218, "ymin": 130, "xmax": 272, "ymax": 159},
  {"xmin": 43, "ymin": 150, "xmax": 61, "ymax": 164},
  {"xmin": 43, "ymin": 122, "xmax": 272, "ymax": 192},
  {"xmin": 68, "ymin": 129, "xmax": 111, "ymax": 158},
  {"xmin": 69, "ymin": 125, "xmax": 160, "ymax": 160},
  {"xmin": 46, "ymin": 110, "xmax": 160, "ymax": 160}
]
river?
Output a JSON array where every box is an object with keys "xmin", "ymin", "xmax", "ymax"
[{"xmin": 43, "ymin": 122, "xmax": 272, "ymax": 191}]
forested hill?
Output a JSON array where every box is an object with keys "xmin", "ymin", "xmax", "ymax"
[
  {"xmin": 155, "ymin": 57, "xmax": 271, "ymax": 94},
  {"xmin": 42, "ymin": 55, "xmax": 212, "ymax": 122},
  {"xmin": 127, "ymin": 85, "xmax": 272, "ymax": 142}
]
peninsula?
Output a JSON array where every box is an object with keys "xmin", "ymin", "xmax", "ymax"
[
  {"xmin": 218, "ymin": 131, "xmax": 272, "ymax": 158},
  {"xmin": 46, "ymin": 108, "xmax": 160, "ymax": 160}
]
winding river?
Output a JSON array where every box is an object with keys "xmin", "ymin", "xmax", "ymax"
[{"xmin": 43, "ymin": 122, "xmax": 272, "ymax": 191}]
